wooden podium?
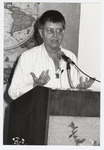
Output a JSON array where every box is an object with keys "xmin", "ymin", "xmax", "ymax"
[{"xmin": 6, "ymin": 86, "xmax": 100, "ymax": 145}]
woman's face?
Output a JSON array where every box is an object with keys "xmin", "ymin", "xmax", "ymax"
[{"xmin": 39, "ymin": 21, "xmax": 65, "ymax": 51}]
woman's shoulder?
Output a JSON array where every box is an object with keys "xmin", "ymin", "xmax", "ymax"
[{"xmin": 21, "ymin": 44, "xmax": 43, "ymax": 57}]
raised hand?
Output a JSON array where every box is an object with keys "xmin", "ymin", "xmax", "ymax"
[
  {"xmin": 30, "ymin": 70, "xmax": 50, "ymax": 87},
  {"xmin": 76, "ymin": 76, "xmax": 95, "ymax": 89}
]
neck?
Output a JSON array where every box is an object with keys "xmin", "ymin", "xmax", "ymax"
[{"xmin": 44, "ymin": 44, "xmax": 61, "ymax": 70}]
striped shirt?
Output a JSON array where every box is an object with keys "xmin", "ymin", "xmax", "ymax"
[{"xmin": 8, "ymin": 43, "xmax": 79, "ymax": 100}]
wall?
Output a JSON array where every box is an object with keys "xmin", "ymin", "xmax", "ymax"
[{"xmin": 78, "ymin": 3, "xmax": 101, "ymax": 91}]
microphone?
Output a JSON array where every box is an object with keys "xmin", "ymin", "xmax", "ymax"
[
  {"xmin": 57, "ymin": 51, "xmax": 75, "ymax": 65},
  {"xmin": 57, "ymin": 51, "xmax": 101, "ymax": 83}
]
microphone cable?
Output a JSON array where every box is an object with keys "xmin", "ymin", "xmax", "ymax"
[
  {"xmin": 73, "ymin": 63, "xmax": 101, "ymax": 83},
  {"xmin": 57, "ymin": 51, "xmax": 101, "ymax": 83}
]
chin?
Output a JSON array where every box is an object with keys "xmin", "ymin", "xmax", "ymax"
[
  {"xmin": 51, "ymin": 43, "xmax": 60, "ymax": 48},
  {"xmin": 51, "ymin": 46, "xmax": 60, "ymax": 50}
]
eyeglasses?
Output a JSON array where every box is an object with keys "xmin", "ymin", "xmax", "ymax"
[{"xmin": 43, "ymin": 27, "xmax": 64, "ymax": 36}]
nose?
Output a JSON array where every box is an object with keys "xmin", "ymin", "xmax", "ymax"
[{"xmin": 52, "ymin": 30, "xmax": 58, "ymax": 37}]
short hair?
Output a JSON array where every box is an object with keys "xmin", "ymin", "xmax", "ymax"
[{"xmin": 38, "ymin": 10, "xmax": 66, "ymax": 29}]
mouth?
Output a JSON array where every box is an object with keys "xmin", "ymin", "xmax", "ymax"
[{"xmin": 51, "ymin": 39, "xmax": 59, "ymax": 43}]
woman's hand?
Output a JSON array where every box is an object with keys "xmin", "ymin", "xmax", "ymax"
[
  {"xmin": 30, "ymin": 70, "xmax": 50, "ymax": 87},
  {"xmin": 76, "ymin": 76, "xmax": 95, "ymax": 90}
]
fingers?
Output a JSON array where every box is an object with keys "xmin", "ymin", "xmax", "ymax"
[
  {"xmin": 88, "ymin": 77, "xmax": 95, "ymax": 87},
  {"xmin": 30, "ymin": 72, "xmax": 36, "ymax": 78},
  {"xmin": 30, "ymin": 72, "xmax": 38, "ymax": 81},
  {"xmin": 79, "ymin": 76, "xmax": 83, "ymax": 83},
  {"xmin": 77, "ymin": 76, "xmax": 95, "ymax": 89},
  {"xmin": 30, "ymin": 70, "xmax": 50, "ymax": 86},
  {"xmin": 85, "ymin": 77, "xmax": 89, "ymax": 82},
  {"xmin": 39, "ymin": 70, "xmax": 50, "ymax": 84},
  {"xmin": 40, "ymin": 71, "xmax": 46, "ymax": 78},
  {"xmin": 40, "ymin": 69, "xmax": 49, "ymax": 78}
]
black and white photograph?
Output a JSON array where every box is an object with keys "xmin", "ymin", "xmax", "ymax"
[{"xmin": 1, "ymin": 0, "xmax": 104, "ymax": 149}]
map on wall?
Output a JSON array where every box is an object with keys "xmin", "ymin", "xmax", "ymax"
[{"xmin": 4, "ymin": 2, "xmax": 39, "ymax": 50}]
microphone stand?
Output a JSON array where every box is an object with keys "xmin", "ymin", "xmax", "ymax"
[{"xmin": 67, "ymin": 62, "xmax": 75, "ymax": 89}]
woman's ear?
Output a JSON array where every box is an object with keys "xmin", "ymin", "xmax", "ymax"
[{"xmin": 38, "ymin": 29, "xmax": 43, "ymax": 38}]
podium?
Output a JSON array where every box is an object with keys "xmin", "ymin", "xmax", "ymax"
[{"xmin": 6, "ymin": 86, "xmax": 100, "ymax": 145}]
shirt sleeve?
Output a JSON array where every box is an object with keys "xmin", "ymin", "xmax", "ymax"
[{"xmin": 8, "ymin": 53, "xmax": 34, "ymax": 100}]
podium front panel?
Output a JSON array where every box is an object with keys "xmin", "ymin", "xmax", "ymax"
[
  {"xmin": 48, "ymin": 89, "xmax": 100, "ymax": 117},
  {"xmin": 47, "ymin": 89, "xmax": 100, "ymax": 145},
  {"xmin": 6, "ymin": 87, "xmax": 100, "ymax": 145}
]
